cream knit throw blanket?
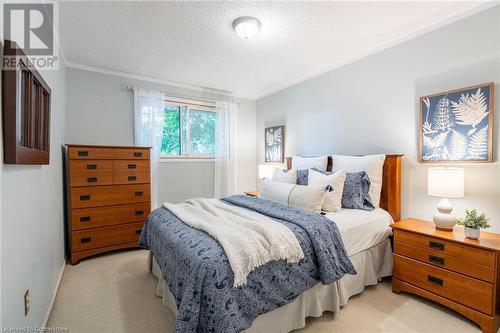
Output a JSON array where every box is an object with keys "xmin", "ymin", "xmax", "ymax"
[{"xmin": 163, "ymin": 198, "xmax": 304, "ymax": 287}]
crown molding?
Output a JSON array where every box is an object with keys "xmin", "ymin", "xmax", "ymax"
[
  {"xmin": 65, "ymin": 62, "xmax": 255, "ymax": 100},
  {"xmin": 255, "ymin": 1, "xmax": 499, "ymax": 100}
]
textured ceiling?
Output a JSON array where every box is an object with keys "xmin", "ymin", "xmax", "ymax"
[{"xmin": 59, "ymin": 1, "xmax": 490, "ymax": 99}]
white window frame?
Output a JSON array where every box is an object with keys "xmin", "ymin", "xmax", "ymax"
[{"xmin": 160, "ymin": 98, "xmax": 216, "ymax": 161}]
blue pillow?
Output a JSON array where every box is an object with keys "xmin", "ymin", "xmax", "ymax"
[
  {"xmin": 341, "ymin": 172, "xmax": 375, "ymax": 211},
  {"xmin": 296, "ymin": 167, "xmax": 333, "ymax": 185},
  {"xmin": 296, "ymin": 169, "xmax": 309, "ymax": 185}
]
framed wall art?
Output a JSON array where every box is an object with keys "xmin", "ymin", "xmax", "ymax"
[
  {"xmin": 265, "ymin": 125, "xmax": 284, "ymax": 162},
  {"xmin": 419, "ymin": 82, "xmax": 494, "ymax": 163}
]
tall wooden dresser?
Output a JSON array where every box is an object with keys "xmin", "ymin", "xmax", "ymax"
[{"xmin": 65, "ymin": 145, "xmax": 151, "ymax": 264}]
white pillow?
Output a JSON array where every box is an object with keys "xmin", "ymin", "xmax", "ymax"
[
  {"xmin": 292, "ymin": 156, "xmax": 328, "ymax": 171},
  {"xmin": 332, "ymin": 154, "xmax": 386, "ymax": 207},
  {"xmin": 273, "ymin": 168, "xmax": 296, "ymax": 184},
  {"xmin": 308, "ymin": 168, "xmax": 346, "ymax": 212},
  {"xmin": 260, "ymin": 180, "xmax": 293, "ymax": 205},
  {"xmin": 260, "ymin": 180, "xmax": 326, "ymax": 213}
]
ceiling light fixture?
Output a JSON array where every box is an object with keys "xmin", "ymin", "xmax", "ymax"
[{"xmin": 233, "ymin": 16, "xmax": 261, "ymax": 40}]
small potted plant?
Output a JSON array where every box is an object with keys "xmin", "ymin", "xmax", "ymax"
[{"xmin": 456, "ymin": 209, "xmax": 491, "ymax": 240}]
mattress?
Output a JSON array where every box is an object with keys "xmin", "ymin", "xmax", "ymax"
[{"xmin": 325, "ymin": 207, "xmax": 394, "ymax": 256}]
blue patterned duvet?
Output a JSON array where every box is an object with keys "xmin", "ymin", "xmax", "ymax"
[{"xmin": 139, "ymin": 195, "xmax": 356, "ymax": 333}]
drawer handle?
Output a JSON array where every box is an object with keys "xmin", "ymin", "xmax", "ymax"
[
  {"xmin": 128, "ymin": 176, "xmax": 137, "ymax": 181},
  {"xmin": 87, "ymin": 177, "xmax": 98, "ymax": 183},
  {"xmin": 86, "ymin": 164, "xmax": 97, "ymax": 169},
  {"xmin": 429, "ymin": 241, "xmax": 445, "ymax": 251},
  {"xmin": 135, "ymin": 191, "xmax": 143, "ymax": 196},
  {"xmin": 134, "ymin": 152, "xmax": 142, "ymax": 157},
  {"xmin": 135, "ymin": 229, "xmax": 142, "ymax": 235},
  {"xmin": 79, "ymin": 195, "xmax": 91, "ymax": 201},
  {"xmin": 128, "ymin": 164, "xmax": 136, "ymax": 169},
  {"xmin": 428, "ymin": 255, "xmax": 445, "ymax": 265},
  {"xmin": 78, "ymin": 151, "xmax": 89, "ymax": 157},
  {"xmin": 427, "ymin": 275, "xmax": 443, "ymax": 286},
  {"xmin": 80, "ymin": 216, "xmax": 91, "ymax": 222},
  {"xmin": 135, "ymin": 210, "xmax": 144, "ymax": 216},
  {"xmin": 80, "ymin": 237, "xmax": 92, "ymax": 243}
]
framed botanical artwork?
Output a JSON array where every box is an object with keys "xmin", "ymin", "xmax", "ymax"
[
  {"xmin": 419, "ymin": 82, "xmax": 494, "ymax": 163},
  {"xmin": 265, "ymin": 125, "xmax": 285, "ymax": 162}
]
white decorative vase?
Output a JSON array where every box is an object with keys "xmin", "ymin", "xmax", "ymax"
[{"xmin": 464, "ymin": 227, "xmax": 480, "ymax": 240}]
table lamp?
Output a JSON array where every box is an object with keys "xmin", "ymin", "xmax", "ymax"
[{"xmin": 427, "ymin": 167, "xmax": 465, "ymax": 231}]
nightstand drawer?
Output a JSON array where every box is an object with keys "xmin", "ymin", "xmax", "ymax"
[
  {"xmin": 393, "ymin": 254, "xmax": 493, "ymax": 314},
  {"xmin": 394, "ymin": 241, "xmax": 495, "ymax": 282},
  {"xmin": 394, "ymin": 230, "xmax": 495, "ymax": 266}
]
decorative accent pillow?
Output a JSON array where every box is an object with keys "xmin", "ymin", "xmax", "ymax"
[
  {"xmin": 292, "ymin": 156, "xmax": 328, "ymax": 171},
  {"xmin": 308, "ymin": 168, "xmax": 347, "ymax": 212},
  {"xmin": 273, "ymin": 168, "xmax": 297, "ymax": 184},
  {"xmin": 332, "ymin": 154, "xmax": 385, "ymax": 207},
  {"xmin": 296, "ymin": 169, "xmax": 309, "ymax": 185},
  {"xmin": 260, "ymin": 180, "xmax": 294, "ymax": 204},
  {"xmin": 341, "ymin": 172, "xmax": 375, "ymax": 211},
  {"xmin": 260, "ymin": 180, "xmax": 326, "ymax": 213}
]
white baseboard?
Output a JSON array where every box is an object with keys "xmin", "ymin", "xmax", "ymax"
[{"xmin": 42, "ymin": 257, "xmax": 66, "ymax": 327}]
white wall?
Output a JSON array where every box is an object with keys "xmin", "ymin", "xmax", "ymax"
[
  {"xmin": 1, "ymin": 53, "xmax": 67, "ymax": 326},
  {"xmin": 257, "ymin": 7, "xmax": 500, "ymax": 231},
  {"xmin": 65, "ymin": 67, "xmax": 257, "ymax": 203}
]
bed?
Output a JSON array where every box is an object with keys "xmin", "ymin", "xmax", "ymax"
[{"xmin": 141, "ymin": 154, "xmax": 402, "ymax": 333}]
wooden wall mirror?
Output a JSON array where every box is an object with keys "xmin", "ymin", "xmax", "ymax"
[{"xmin": 2, "ymin": 39, "xmax": 51, "ymax": 165}]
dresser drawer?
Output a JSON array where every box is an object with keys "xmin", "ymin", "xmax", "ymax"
[
  {"xmin": 113, "ymin": 172, "xmax": 150, "ymax": 185},
  {"xmin": 70, "ymin": 184, "xmax": 151, "ymax": 208},
  {"xmin": 394, "ymin": 241, "xmax": 494, "ymax": 283},
  {"xmin": 68, "ymin": 147, "xmax": 150, "ymax": 160},
  {"xmin": 71, "ymin": 203, "xmax": 151, "ymax": 231},
  {"xmin": 113, "ymin": 160, "xmax": 150, "ymax": 173},
  {"xmin": 394, "ymin": 230, "xmax": 495, "ymax": 267},
  {"xmin": 71, "ymin": 222, "xmax": 144, "ymax": 252},
  {"xmin": 393, "ymin": 254, "xmax": 493, "ymax": 314},
  {"xmin": 69, "ymin": 160, "xmax": 113, "ymax": 187},
  {"xmin": 113, "ymin": 160, "xmax": 150, "ymax": 184}
]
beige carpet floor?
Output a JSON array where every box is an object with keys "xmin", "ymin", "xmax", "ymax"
[{"xmin": 48, "ymin": 249, "xmax": 484, "ymax": 333}]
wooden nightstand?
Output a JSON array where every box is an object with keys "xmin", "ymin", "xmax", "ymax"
[
  {"xmin": 392, "ymin": 218, "xmax": 500, "ymax": 333},
  {"xmin": 244, "ymin": 191, "xmax": 260, "ymax": 197}
]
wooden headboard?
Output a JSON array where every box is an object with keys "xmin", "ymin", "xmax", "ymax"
[{"xmin": 285, "ymin": 154, "xmax": 403, "ymax": 222}]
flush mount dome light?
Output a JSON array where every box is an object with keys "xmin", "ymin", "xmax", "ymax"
[{"xmin": 233, "ymin": 16, "xmax": 261, "ymax": 40}]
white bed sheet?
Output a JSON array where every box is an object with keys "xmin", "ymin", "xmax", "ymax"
[{"xmin": 325, "ymin": 207, "xmax": 394, "ymax": 256}]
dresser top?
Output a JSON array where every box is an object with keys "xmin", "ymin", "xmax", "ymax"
[
  {"xmin": 66, "ymin": 144, "xmax": 151, "ymax": 149},
  {"xmin": 393, "ymin": 218, "xmax": 500, "ymax": 251}
]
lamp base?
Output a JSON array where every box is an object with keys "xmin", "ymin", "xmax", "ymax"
[{"xmin": 433, "ymin": 198, "xmax": 456, "ymax": 231}]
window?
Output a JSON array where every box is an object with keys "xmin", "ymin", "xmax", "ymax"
[{"xmin": 161, "ymin": 101, "xmax": 216, "ymax": 158}]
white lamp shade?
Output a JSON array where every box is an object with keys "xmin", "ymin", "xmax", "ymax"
[
  {"xmin": 427, "ymin": 167, "xmax": 465, "ymax": 198},
  {"xmin": 258, "ymin": 164, "xmax": 274, "ymax": 179}
]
